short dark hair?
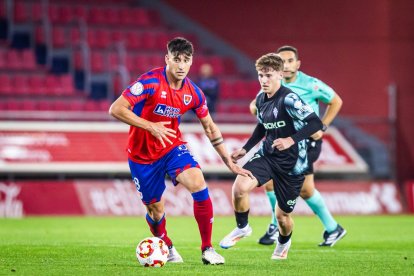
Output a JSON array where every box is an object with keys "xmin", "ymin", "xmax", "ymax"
[
  {"xmin": 167, "ymin": 37, "xmax": 194, "ymax": 57},
  {"xmin": 276, "ymin": 45, "xmax": 299, "ymax": 59},
  {"xmin": 255, "ymin": 53, "xmax": 284, "ymax": 72}
]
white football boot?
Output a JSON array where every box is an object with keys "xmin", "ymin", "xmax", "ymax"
[
  {"xmin": 271, "ymin": 239, "xmax": 291, "ymax": 260},
  {"xmin": 219, "ymin": 225, "xmax": 252, "ymax": 249},
  {"xmin": 201, "ymin": 247, "xmax": 225, "ymax": 265},
  {"xmin": 167, "ymin": 246, "xmax": 183, "ymax": 263}
]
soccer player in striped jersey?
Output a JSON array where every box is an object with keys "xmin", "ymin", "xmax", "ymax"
[
  {"xmin": 250, "ymin": 46, "xmax": 346, "ymax": 247},
  {"xmin": 220, "ymin": 53, "xmax": 323, "ymax": 260},
  {"xmin": 109, "ymin": 37, "xmax": 252, "ymax": 265}
]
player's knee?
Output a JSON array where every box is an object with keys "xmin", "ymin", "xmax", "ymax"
[
  {"xmin": 146, "ymin": 205, "xmax": 164, "ymax": 221},
  {"xmin": 232, "ymin": 182, "xmax": 252, "ymax": 200},
  {"xmin": 300, "ymin": 187, "xmax": 314, "ymax": 199}
]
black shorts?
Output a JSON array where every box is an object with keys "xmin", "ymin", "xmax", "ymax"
[
  {"xmin": 303, "ymin": 139, "xmax": 322, "ymax": 175},
  {"xmin": 243, "ymin": 153, "xmax": 304, "ymax": 213}
]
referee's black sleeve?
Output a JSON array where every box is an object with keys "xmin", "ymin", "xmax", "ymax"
[
  {"xmin": 242, "ymin": 123, "xmax": 266, "ymax": 152},
  {"xmin": 291, "ymin": 113, "xmax": 323, "ymax": 143}
]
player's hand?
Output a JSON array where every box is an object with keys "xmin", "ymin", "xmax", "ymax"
[
  {"xmin": 272, "ymin": 137, "xmax": 295, "ymax": 151},
  {"xmin": 310, "ymin": 130, "xmax": 324, "ymax": 140},
  {"xmin": 228, "ymin": 162, "xmax": 254, "ymax": 179},
  {"xmin": 147, "ymin": 121, "xmax": 177, "ymax": 148},
  {"xmin": 231, "ymin": 148, "xmax": 247, "ymax": 163}
]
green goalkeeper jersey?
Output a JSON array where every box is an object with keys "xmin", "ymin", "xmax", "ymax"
[{"xmin": 282, "ymin": 71, "xmax": 335, "ymax": 117}]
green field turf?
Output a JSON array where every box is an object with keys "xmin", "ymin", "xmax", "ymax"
[{"xmin": 0, "ymin": 215, "xmax": 413, "ymax": 275}]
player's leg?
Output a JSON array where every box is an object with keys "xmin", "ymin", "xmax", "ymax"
[
  {"xmin": 258, "ymin": 180, "xmax": 279, "ymax": 245},
  {"xmin": 302, "ymin": 139, "xmax": 346, "ymax": 246},
  {"xmin": 219, "ymin": 174, "xmax": 257, "ymax": 249},
  {"xmin": 168, "ymin": 144, "xmax": 223, "ymax": 264},
  {"xmin": 177, "ymin": 167, "xmax": 224, "ymax": 265},
  {"xmin": 301, "ymin": 174, "xmax": 346, "ymax": 246},
  {"xmin": 128, "ymin": 158, "xmax": 182, "ymax": 262},
  {"xmin": 271, "ymin": 172, "xmax": 303, "ymax": 260},
  {"xmin": 271, "ymin": 205, "xmax": 293, "ymax": 260},
  {"xmin": 220, "ymin": 154, "xmax": 270, "ymax": 249}
]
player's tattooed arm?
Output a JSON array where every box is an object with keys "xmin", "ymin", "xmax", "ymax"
[
  {"xmin": 199, "ymin": 114, "xmax": 253, "ymax": 178},
  {"xmin": 210, "ymin": 136, "xmax": 224, "ymax": 147}
]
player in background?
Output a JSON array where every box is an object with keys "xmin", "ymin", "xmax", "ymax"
[
  {"xmin": 250, "ymin": 46, "xmax": 346, "ymax": 247},
  {"xmin": 109, "ymin": 37, "xmax": 252, "ymax": 265},
  {"xmin": 220, "ymin": 53, "xmax": 323, "ymax": 260}
]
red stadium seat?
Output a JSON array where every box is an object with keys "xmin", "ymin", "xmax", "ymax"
[
  {"xmin": 141, "ymin": 32, "xmax": 157, "ymax": 50},
  {"xmin": 37, "ymin": 100, "xmax": 53, "ymax": 111},
  {"xmin": 111, "ymin": 30, "xmax": 124, "ymax": 42},
  {"xmin": 52, "ymin": 27, "xmax": 67, "ymax": 48},
  {"xmin": 73, "ymin": 6, "xmax": 87, "ymax": 21},
  {"xmin": 0, "ymin": 75, "xmax": 13, "ymax": 95},
  {"xmin": 108, "ymin": 52, "xmax": 120, "ymax": 70},
  {"xmin": 90, "ymin": 52, "xmax": 105, "ymax": 73},
  {"xmin": 133, "ymin": 8, "xmax": 151, "ymax": 27},
  {"xmin": 32, "ymin": 2, "xmax": 44, "ymax": 22},
  {"xmin": 69, "ymin": 27, "xmax": 82, "ymax": 46},
  {"xmin": 125, "ymin": 31, "xmax": 143, "ymax": 50},
  {"xmin": 0, "ymin": 50, "xmax": 5, "ymax": 70},
  {"xmin": 13, "ymin": 75, "xmax": 29, "ymax": 95},
  {"xmin": 48, "ymin": 5, "xmax": 61, "ymax": 24},
  {"xmin": 21, "ymin": 100, "xmax": 37, "ymax": 111},
  {"xmin": 13, "ymin": 1, "xmax": 30, "ymax": 23},
  {"xmin": 88, "ymin": 7, "xmax": 106, "ymax": 25},
  {"xmin": 105, "ymin": 8, "xmax": 120, "ymax": 25},
  {"xmin": 7, "ymin": 50, "xmax": 22, "ymax": 70},
  {"xmin": 28, "ymin": 75, "xmax": 46, "ymax": 96},
  {"xmin": 35, "ymin": 26, "xmax": 45, "ymax": 44},
  {"xmin": 21, "ymin": 50, "xmax": 36, "ymax": 70},
  {"xmin": 60, "ymin": 75, "xmax": 75, "ymax": 95}
]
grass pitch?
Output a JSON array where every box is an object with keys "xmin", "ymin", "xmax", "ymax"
[{"xmin": 1, "ymin": 215, "xmax": 413, "ymax": 275}]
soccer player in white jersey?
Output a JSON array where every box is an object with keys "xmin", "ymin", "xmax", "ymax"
[{"xmin": 250, "ymin": 46, "xmax": 346, "ymax": 247}]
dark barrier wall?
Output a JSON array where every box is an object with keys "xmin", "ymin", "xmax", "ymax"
[{"xmin": 164, "ymin": 0, "xmax": 414, "ymax": 184}]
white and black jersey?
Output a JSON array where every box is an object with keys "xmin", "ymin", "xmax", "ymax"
[{"xmin": 243, "ymin": 85, "xmax": 323, "ymax": 176}]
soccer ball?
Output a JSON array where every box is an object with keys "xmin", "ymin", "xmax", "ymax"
[{"xmin": 136, "ymin": 237, "xmax": 169, "ymax": 267}]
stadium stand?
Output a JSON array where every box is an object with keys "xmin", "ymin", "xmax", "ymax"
[{"xmin": 0, "ymin": 0, "xmax": 258, "ymax": 121}]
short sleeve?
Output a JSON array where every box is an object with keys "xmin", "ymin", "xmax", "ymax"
[
  {"xmin": 284, "ymin": 92, "xmax": 315, "ymax": 121},
  {"xmin": 311, "ymin": 78, "xmax": 335, "ymax": 104},
  {"xmin": 122, "ymin": 76, "xmax": 159, "ymax": 106},
  {"xmin": 191, "ymin": 83, "xmax": 209, "ymax": 118}
]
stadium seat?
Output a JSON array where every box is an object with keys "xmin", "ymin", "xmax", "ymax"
[
  {"xmin": 90, "ymin": 52, "xmax": 105, "ymax": 73},
  {"xmin": 52, "ymin": 27, "xmax": 67, "ymax": 49},
  {"xmin": 13, "ymin": 1, "xmax": 30, "ymax": 23},
  {"xmin": 13, "ymin": 74, "xmax": 29, "ymax": 95},
  {"xmin": 0, "ymin": 74, "xmax": 12, "ymax": 95},
  {"xmin": 125, "ymin": 31, "xmax": 143, "ymax": 50},
  {"xmin": 28, "ymin": 75, "xmax": 46, "ymax": 96},
  {"xmin": 21, "ymin": 99, "xmax": 37, "ymax": 110},
  {"xmin": 0, "ymin": 49, "xmax": 5, "ymax": 69},
  {"xmin": 7, "ymin": 50, "xmax": 22, "ymax": 70},
  {"xmin": 21, "ymin": 50, "xmax": 36, "ymax": 70}
]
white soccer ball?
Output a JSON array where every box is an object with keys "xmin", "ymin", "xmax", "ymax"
[{"xmin": 136, "ymin": 237, "xmax": 169, "ymax": 267}]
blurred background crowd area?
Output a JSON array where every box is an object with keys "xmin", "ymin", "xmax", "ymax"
[{"xmin": 0, "ymin": 0, "xmax": 413, "ymax": 186}]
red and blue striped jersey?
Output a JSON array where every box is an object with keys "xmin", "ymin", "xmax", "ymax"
[{"xmin": 122, "ymin": 67, "xmax": 209, "ymax": 163}]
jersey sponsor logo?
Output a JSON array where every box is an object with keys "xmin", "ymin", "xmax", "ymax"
[
  {"xmin": 263, "ymin": 121, "xmax": 286, "ymax": 130},
  {"xmin": 153, "ymin": 104, "xmax": 181, "ymax": 118},
  {"xmin": 183, "ymin": 94, "xmax": 192, "ymax": 105},
  {"xmin": 273, "ymin": 107, "xmax": 278, "ymax": 118},
  {"xmin": 130, "ymin": 82, "xmax": 144, "ymax": 96}
]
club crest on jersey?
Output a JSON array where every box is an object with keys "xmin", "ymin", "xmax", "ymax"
[
  {"xmin": 273, "ymin": 107, "xmax": 278, "ymax": 118},
  {"xmin": 130, "ymin": 82, "xmax": 144, "ymax": 96},
  {"xmin": 161, "ymin": 91, "xmax": 167, "ymax": 99},
  {"xmin": 183, "ymin": 94, "xmax": 192, "ymax": 105}
]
